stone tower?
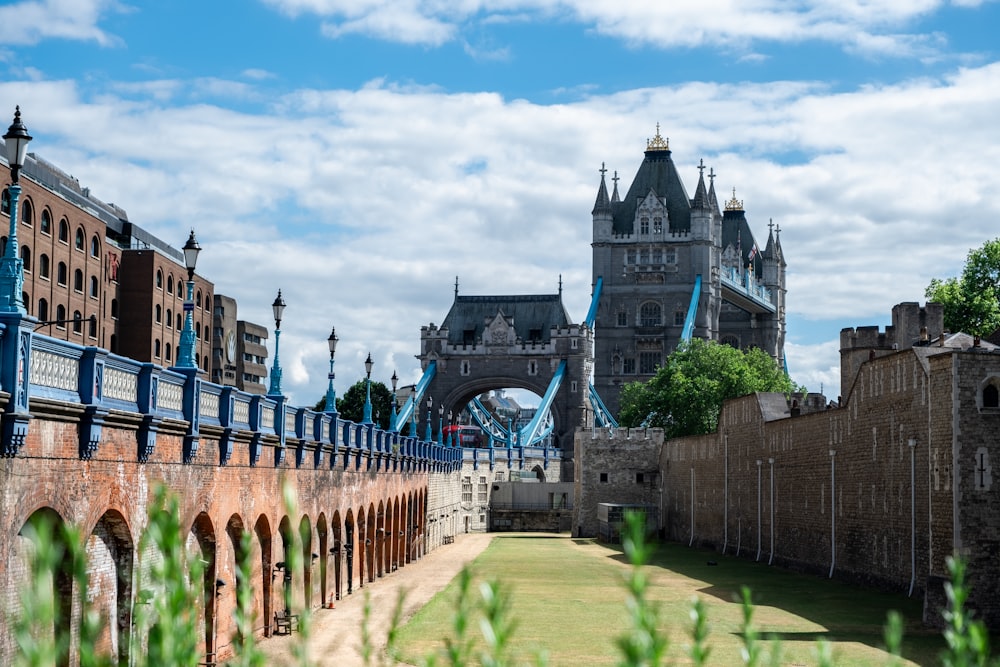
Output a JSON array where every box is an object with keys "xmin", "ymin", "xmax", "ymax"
[{"xmin": 591, "ymin": 127, "xmax": 786, "ymax": 416}]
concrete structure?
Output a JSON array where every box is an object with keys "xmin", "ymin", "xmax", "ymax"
[
  {"xmin": 211, "ymin": 294, "xmax": 268, "ymax": 394},
  {"xmin": 574, "ymin": 303, "xmax": 1000, "ymax": 629},
  {"xmin": 591, "ymin": 128, "xmax": 786, "ymax": 415}
]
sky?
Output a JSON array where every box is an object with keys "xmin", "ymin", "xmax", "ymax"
[{"xmin": 1, "ymin": 0, "xmax": 999, "ymax": 408}]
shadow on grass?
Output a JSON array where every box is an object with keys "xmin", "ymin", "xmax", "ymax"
[{"xmin": 594, "ymin": 538, "xmax": 944, "ymax": 665}]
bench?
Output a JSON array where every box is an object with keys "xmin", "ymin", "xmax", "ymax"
[
  {"xmin": 442, "ymin": 535, "xmax": 454, "ymax": 544},
  {"xmin": 274, "ymin": 610, "xmax": 299, "ymax": 635}
]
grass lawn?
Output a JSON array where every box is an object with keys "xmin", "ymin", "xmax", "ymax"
[{"xmin": 394, "ymin": 535, "xmax": 944, "ymax": 666}]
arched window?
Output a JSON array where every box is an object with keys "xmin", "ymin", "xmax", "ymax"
[
  {"xmin": 1, "ymin": 189, "xmax": 8, "ymax": 214},
  {"xmin": 111, "ymin": 298, "xmax": 118, "ymax": 319},
  {"xmin": 639, "ymin": 302, "xmax": 662, "ymax": 327},
  {"xmin": 40, "ymin": 209, "xmax": 51, "ymax": 235},
  {"xmin": 90, "ymin": 235, "xmax": 100, "ymax": 257},
  {"xmin": 73, "ymin": 269, "xmax": 83, "ymax": 292},
  {"xmin": 39, "ymin": 253, "xmax": 50, "ymax": 279},
  {"xmin": 57, "ymin": 262, "xmax": 67, "ymax": 286},
  {"xmin": 154, "ymin": 339, "xmax": 161, "ymax": 358},
  {"xmin": 58, "ymin": 218, "xmax": 69, "ymax": 243},
  {"xmin": 165, "ymin": 342, "xmax": 172, "ymax": 362},
  {"xmin": 75, "ymin": 227, "xmax": 85, "ymax": 251},
  {"xmin": 22, "ymin": 291, "xmax": 29, "ymax": 313},
  {"xmin": 20, "ymin": 198, "xmax": 32, "ymax": 226},
  {"xmin": 196, "ymin": 290, "xmax": 202, "ymax": 307},
  {"xmin": 203, "ymin": 354, "xmax": 209, "ymax": 371},
  {"xmin": 985, "ymin": 383, "xmax": 1000, "ymax": 409},
  {"xmin": 166, "ymin": 308, "xmax": 173, "ymax": 329},
  {"xmin": 156, "ymin": 269, "xmax": 163, "ymax": 289},
  {"xmin": 176, "ymin": 313, "xmax": 181, "ymax": 330},
  {"xmin": 89, "ymin": 275, "xmax": 98, "ymax": 298},
  {"xmin": 88, "ymin": 315, "xmax": 97, "ymax": 338},
  {"xmin": 155, "ymin": 304, "xmax": 162, "ymax": 323},
  {"xmin": 72, "ymin": 311, "xmax": 82, "ymax": 334},
  {"xmin": 56, "ymin": 304, "xmax": 66, "ymax": 329},
  {"xmin": 177, "ymin": 281, "xmax": 183, "ymax": 298},
  {"xmin": 195, "ymin": 322, "xmax": 201, "ymax": 338},
  {"xmin": 37, "ymin": 298, "xmax": 48, "ymax": 322},
  {"xmin": 167, "ymin": 275, "xmax": 173, "ymax": 294},
  {"xmin": 20, "ymin": 245, "xmax": 30, "ymax": 273},
  {"xmin": 1, "ymin": 236, "xmax": 7, "ymax": 255},
  {"xmin": 204, "ymin": 293, "xmax": 211, "ymax": 311},
  {"xmin": 721, "ymin": 335, "xmax": 740, "ymax": 348}
]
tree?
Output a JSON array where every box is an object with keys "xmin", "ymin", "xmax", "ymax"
[
  {"xmin": 313, "ymin": 380, "xmax": 396, "ymax": 430},
  {"xmin": 925, "ymin": 238, "xmax": 1000, "ymax": 338},
  {"xmin": 618, "ymin": 338, "xmax": 793, "ymax": 438}
]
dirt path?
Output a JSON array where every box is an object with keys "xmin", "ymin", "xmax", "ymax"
[{"xmin": 251, "ymin": 532, "xmax": 494, "ymax": 666}]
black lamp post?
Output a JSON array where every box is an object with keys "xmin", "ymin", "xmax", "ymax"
[
  {"xmin": 388, "ymin": 370, "xmax": 399, "ymax": 431},
  {"xmin": 437, "ymin": 404, "xmax": 444, "ymax": 445},
  {"xmin": 409, "ymin": 386, "xmax": 417, "ymax": 436},
  {"xmin": 325, "ymin": 327, "xmax": 338, "ymax": 413},
  {"xmin": 1, "ymin": 106, "xmax": 32, "ymax": 314},
  {"xmin": 425, "ymin": 396, "xmax": 433, "ymax": 442},
  {"xmin": 361, "ymin": 352, "xmax": 374, "ymax": 424},
  {"xmin": 268, "ymin": 290, "xmax": 286, "ymax": 396},
  {"xmin": 177, "ymin": 230, "xmax": 201, "ymax": 368}
]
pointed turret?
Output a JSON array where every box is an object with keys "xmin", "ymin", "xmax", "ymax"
[
  {"xmin": 707, "ymin": 168, "xmax": 721, "ymax": 216},
  {"xmin": 692, "ymin": 159, "xmax": 710, "ymax": 209},
  {"xmin": 611, "ymin": 170, "xmax": 620, "ymax": 203},
  {"xmin": 592, "ymin": 162, "xmax": 614, "ymax": 242},
  {"xmin": 592, "ymin": 162, "xmax": 612, "ymax": 216}
]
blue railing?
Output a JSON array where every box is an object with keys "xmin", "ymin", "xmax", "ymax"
[{"xmin": 719, "ymin": 266, "xmax": 775, "ymax": 312}]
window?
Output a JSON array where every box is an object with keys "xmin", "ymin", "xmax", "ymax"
[
  {"xmin": 165, "ymin": 343, "xmax": 172, "ymax": 362},
  {"xmin": 75, "ymin": 227, "xmax": 84, "ymax": 250},
  {"xmin": 37, "ymin": 298, "xmax": 48, "ymax": 322},
  {"xmin": 72, "ymin": 311, "xmax": 82, "ymax": 334},
  {"xmin": 20, "ymin": 198, "xmax": 32, "ymax": 226},
  {"xmin": 56, "ymin": 304, "xmax": 66, "ymax": 329},
  {"xmin": 154, "ymin": 339, "xmax": 161, "ymax": 358},
  {"xmin": 599, "ymin": 472, "xmax": 608, "ymax": 483},
  {"xmin": 155, "ymin": 304, "xmax": 162, "ymax": 323},
  {"xmin": 623, "ymin": 357, "xmax": 636, "ymax": 374},
  {"xmin": 166, "ymin": 308, "xmax": 173, "ymax": 329},
  {"xmin": 985, "ymin": 383, "xmax": 1000, "ymax": 409},
  {"xmin": 176, "ymin": 313, "xmax": 182, "ymax": 330},
  {"xmin": 195, "ymin": 322, "xmax": 201, "ymax": 338},
  {"xmin": 636, "ymin": 473, "xmax": 645, "ymax": 484},
  {"xmin": 177, "ymin": 281, "xmax": 183, "ymax": 298},
  {"xmin": 196, "ymin": 290, "xmax": 202, "ymax": 307},
  {"xmin": 0, "ymin": 189, "xmax": 8, "ymax": 214},
  {"xmin": 167, "ymin": 275, "xmax": 173, "ymax": 294},
  {"xmin": 156, "ymin": 269, "xmax": 162, "ymax": 289},
  {"xmin": 90, "ymin": 235, "xmax": 100, "ymax": 257},
  {"xmin": 617, "ymin": 310, "xmax": 628, "ymax": 326},
  {"xmin": 204, "ymin": 293, "xmax": 211, "ymax": 310},
  {"xmin": 73, "ymin": 269, "xmax": 83, "ymax": 292},
  {"xmin": 462, "ymin": 476, "xmax": 473, "ymax": 503},
  {"xmin": 477, "ymin": 476, "xmax": 488, "ymax": 504},
  {"xmin": 111, "ymin": 299, "xmax": 118, "ymax": 319},
  {"xmin": 57, "ymin": 262, "xmax": 67, "ymax": 286},
  {"xmin": 89, "ymin": 275, "xmax": 98, "ymax": 298},
  {"xmin": 640, "ymin": 216, "xmax": 649, "ymax": 234},
  {"xmin": 58, "ymin": 219, "xmax": 69, "ymax": 243},
  {"xmin": 40, "ymin": 210, "xmax": 51, "ymax": 235},
  {"xmin": 639, "ymin": 302, "xmax": 661, "ymax": 327},
  {"xmin": 88, "ymin": 315, "xmax": 97, "ymax": 338},
  {"xmin": 639, "ymin": 351, "xmax": 660, "ymax": 374},
  {"xmin": 20, "ymin": 245, "xmax": 30, "ymax": 273},
  {"xmin": 653, "ymin": 216, "xmax": 663, "ymax": 233},
  {"xmin": 39, "ymin": 253, "xmax": 49, "ymax": 279},
  {"xmin": 674, "ymin": 311, "xmax": 685, "ymax": 326}
]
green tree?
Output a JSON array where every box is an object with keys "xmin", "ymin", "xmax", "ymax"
[
  {"xmin": 315, "ymin": 380, "xmax": 396, "ymax": 429},
  {"xmin": 926, "ymin": 238, "xmax": 1000, "ymax": 338},
  {"xmin": 618, "ymin": 338, "xmax": 792, "ymax": 438}
]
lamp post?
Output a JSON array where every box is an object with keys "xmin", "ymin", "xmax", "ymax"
[
  {"xmin": 361, "ymin": 352, "xmax": 374, "ymax": 424},
  {"xmin": 437, "ymin": 405, "xmax": 444, "ymax": 445},
  {"xmin": 425, "ymin": 396, "xmax": 433, "ymax": 442},
  {"xmin": 446, "ymin": 410, "xmax": 454, "ymax": 447},
  {"xmin": 268, "ymin": 290, "xmax": 285, "ymax": 396},
  {"xmin": 388, "ymin": 371, "xmax": 399, "ymax": 431},
  {"xmin": 177, "ymin": 230, "xmax": 201, "ymax": 368},
  {"xmin": 409, "ymin": 386, "xmax": 417, "ymax": 436},
  {"xmin": 325, "ymin": 327, "xmax": 338, "ymax": 414},
  {"xmin": 345, "ymin": 524, "xmax": 354, "ymax": 595},
  {"xmin": 0, "ymin": 106, "xmax": 31, "ymax": 314}
]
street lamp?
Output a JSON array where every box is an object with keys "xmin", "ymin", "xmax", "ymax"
[
  {"xmin": 325, "ymin": 327, "xmax": 338, "ymax": 414},
  {"xmin": 388, "ymin": 370, "xmax": 399, "ymax": 431},
  {"xmin": 437, "ymin": 404, "xmax": 444, "ymax": 445},
  {"xmin": 361, "ymin": 352, "xmax": 374, "ymax": 424},
  {"xmin": 425, "ymin": 396, "xmax": 433, "ymax": 442},
  {"xmin": 409, "ymin": 386, "xmax": 417, "ymax": 436},
  {"xmin": 267, "ymin": 290, "xmax": 286, "ymax": 396},
  {"xmin": 446, "ymin": 410, "xmax": 454, "ymax": 447},
  {"xmin": 177, "ymin": 230, "xmax": 201, "ymax": 368},
  {"xmin": 1, "ymin": 106, "xmax": 32, "ymax": 314}
]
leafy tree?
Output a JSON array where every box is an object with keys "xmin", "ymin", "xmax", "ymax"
[
  {"xmin": 926, "ymin": 238, "xmax": 1000, "ymax": 338},
  {"xmin": 314, "ymin": 380, "xmax": 396, "ymax": 430},
  {"xmin": 618, "ymin": 338, "xmax": 792, "ymax": 438}
]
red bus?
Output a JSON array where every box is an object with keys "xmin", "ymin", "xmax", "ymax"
[{"xmin": 443, "ymin": 424, "xmax": 485, "ymax": 448}]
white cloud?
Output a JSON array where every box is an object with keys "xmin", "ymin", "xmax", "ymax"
[
  {"xmin": 0, "ymin": 0, "xmax": 125, "ymax": 47},
  {"xmin": 4, "ymin": 59, "xmax": 1000, "ymax": 405}
]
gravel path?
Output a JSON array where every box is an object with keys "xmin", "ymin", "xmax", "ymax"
[{"xmin": 252, "ymin": 532, "xmax": 494, "ymax": 666}]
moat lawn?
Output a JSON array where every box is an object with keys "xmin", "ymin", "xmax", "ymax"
[{"xmin": 394, "ymin": 535, "xmax": 944, "ymax": 666}]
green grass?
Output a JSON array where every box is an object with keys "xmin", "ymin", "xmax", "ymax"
[{"xmin": 395, "ymin": 535, "xmax": 944, "ymax": 666}]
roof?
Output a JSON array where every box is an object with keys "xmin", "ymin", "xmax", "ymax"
[
  {"xmin": 612, "ymin": 146, "xmax": 692, "ymax": 234},
  {"xmin": 440, "ymin": 294, "xmax": 573, "ymax": 345}
]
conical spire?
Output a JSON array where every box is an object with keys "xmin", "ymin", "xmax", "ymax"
[
  {"xmin": 707, "ymin": 167, "xmax": 720, "ymax": 215},
  {"xmin": 611, "ymin": 170, "xmax": 620, "ymax": 203},
  {"xmin": 692, "ymin": 158, "xmax": 710, "ymax": 208},
  {"xmin": 763, "ymin": 219, "xmax": 776, "ymax": 258},
  {"xmin": 592, "ymin": 162, "xmax": 612, "ymax": 216}
]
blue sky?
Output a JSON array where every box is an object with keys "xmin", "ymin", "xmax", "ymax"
[{"xmin": 2, "ymin": 0, "xmax": 1000, "ymax": 406}]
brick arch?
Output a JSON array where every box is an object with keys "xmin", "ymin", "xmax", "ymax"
[
  {"xmin": 298, "ymin": 516, "xmax": 313, "ymax": 609},
  {"xmin": 253, "ymin": 514, "xmax": 273, "ymax": 636},
  {"xmin": 276, "ymin": 516, "xmax": 293, "ymax": 615},
  {"xmin": 355, "ymin": 506, "xmax": 365, "ymax": 590},
  {"xmin": 86, "ymin": 509, "xmax": 135, "ymax": 664},
  {"xmin": 15, "ymin": 508, "xmax": 73, "ymax": 667},
  {"xmin": 188, "ymin": 512, "xmax": 217, "ymax": 658},
  {"xmin": 223, "ymin": 514, "xmax": 247, "ymax": 650},
  {"xmin": 330, "ymin": 511, "xmax": 343, "ymax": 602},
  {"xmin": 366, "ymin": 503, "xmax": 377, "ymax": 583},
  {"xmin": 316, "ymin": 512, "xmax": 329, "ymax": 609}
]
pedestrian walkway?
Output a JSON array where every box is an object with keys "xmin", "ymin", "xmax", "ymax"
[{"xmin": 252, "ymin": 532, "xmax": 494, "ymax": 666}]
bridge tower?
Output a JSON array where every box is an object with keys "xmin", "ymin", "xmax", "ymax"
[
  {"xmin": 417, "ymin": 281, "xmax": 591, "ymax": 480},
  {"xmin": 591, "ymin": 127, "xmax": 786, "ymax": 416}
]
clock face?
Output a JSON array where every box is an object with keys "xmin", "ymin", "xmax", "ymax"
[{"xmin": 226, "ymin": 331, "xmax": 236, "ymax": 362}]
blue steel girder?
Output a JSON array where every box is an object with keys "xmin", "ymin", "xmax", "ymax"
[
  {"xmin": 395, "ymin": 360, "xmax": 436, "ymax": 430},
  {"xmin": 589, "ymin": 382, "xmax": 618, "ymax": 428},
  {"xmin": 585, "ymin": 276, "xmax": 603, "ymax": 329},
  {"xmin": 518, "ymin": 359, "xmax": 566, "ymax": 446},
  {"xmin": 680, "ymin": 274, "xmax": 702, "ymax": 341}
]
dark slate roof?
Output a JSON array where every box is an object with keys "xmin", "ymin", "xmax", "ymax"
[
  {"xmin": 592, "ymin": 171, "xmax": 611, "ymax": 216},
  {"xmin": 441, "ymin": 294, "xmax": 573, "ymax": 345},
  {"xmin": 721, "ymin": 205, "xmax": 763, "ymax": 277},
  {"xmin": 612, "ymin": 147, "xmax": 692, "ymax": 234}
]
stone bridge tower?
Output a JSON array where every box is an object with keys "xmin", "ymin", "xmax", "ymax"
[{"xmin": 417, "ymin": 282, "xmax": 592, "ymax": 481}]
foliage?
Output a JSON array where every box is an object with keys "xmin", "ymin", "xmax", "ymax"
[
  {"xmin": 618, "ymin": 338, "xmax": 793, "ymax": 438},
  {"xmin": 926, "ymin": 238, "xmax": 1000, "ymax": 338},
  {"xmin": 314, "ymin": 379, "xmax": 397, "ymax": 429}
]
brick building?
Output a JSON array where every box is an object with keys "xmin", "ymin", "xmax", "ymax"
[{"xmin": 211, "ymin": 294, "xmax": 269, "ymax": 394}]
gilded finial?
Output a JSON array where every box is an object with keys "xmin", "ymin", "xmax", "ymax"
[
  {"xmin": 646, "ymin": 123, "xmax": 670, "ymax": 151},
  {"xmin": 725, "ymin": 187, "xmax": 743, "ymax": 211}
]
